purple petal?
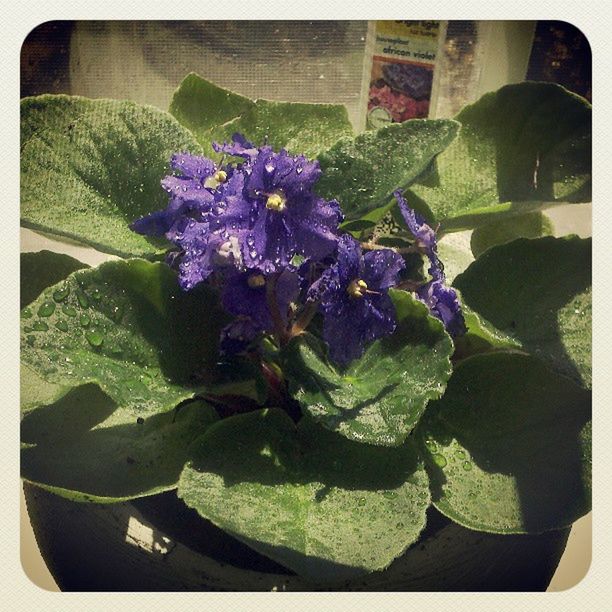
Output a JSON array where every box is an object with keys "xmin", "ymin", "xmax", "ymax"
[
  {"xmin": 170, "ymin": 153, "xmax": 216, "ymax": 179},
  {"xmin": 363, "ymin": 248, "xmax": 405, "ymax": 291},
  {"xmin": 219, "ymin": 317, "xmax": 260, "ymax": 356},
  {"xmin": 213, "ymin": 133, "xmax": 259, "ymax": 161},
  {"xmin": 334, "ymin": 234, "xmax": 363, "ymax": 287},
  {"xmin": 322, "ymin": 293, "xmax": 397, "ymax": 366},
  {"xmin": 222, "ymin": 270, "xmax": 271, "ymax": 329},
  {"xmin": 417, "ymin": 280, "xmax": 467, "ymax": 337},
  {"xmin": 221, "ymin": 267, "xmax": 300, "ymax": 330}
]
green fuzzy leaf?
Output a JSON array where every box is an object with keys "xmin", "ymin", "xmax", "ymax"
[
  {"xmin": 21, "ymin": 389, "xmax": 218, "ymax": 502},
  {"xmin": 21, "ymin": 95, "xmax": 202, "ymax": 257},
  {"xmin": 410, "ymin": 82, "xmax": 591, "ymax": 226},
  {"xmin": 454, "ymin": 236, "xmax": 591, "ymax": 388},
  {"xmin": 453, "ymin": 305, "xmax": 521, "ymax": 362},
  {"xmin": 178, "ymin": 408, "xmax": 430, "ymax": 582},
  {"xmin": 282, "ymin": 290, "xmax": 453, "ymax": 446},
  {"xmin": 21, "ymin": 250, "xmax": 89, "ymax": 310},
  {"xmin": 214, "ymin": 98, "xmax": 354, "ymax": 158},
  {"xmin": 21, "ymin": 258, "xmax": 231, "ymax": 417},
  {"xmin": 170, "ymin": 73, "xmax": 353, "ymax": 158},
  {"xmin": 21, "ymin": 250, "xmax": 91, "ymax": 410},
  {"xmin": 437, "ymin": 200, "xmax": 555, "ymax": 234},
  {"xmin": 470, "ymin": 211, "xmax": 554, "ymax": 258},
  {"xmin": 436, "ymin": 233, "xmax": 474, "ymax": 284},
  {"xmin": 169, "ymin": 73, "xmax": 255, "ymax": 156},
  {"xmin": 316, "ymin": 119, "xmax": 459, "ymax": 219},
  {"xmin": 417, "ymin": 352, "xmax": 591, "ymax": 534}
]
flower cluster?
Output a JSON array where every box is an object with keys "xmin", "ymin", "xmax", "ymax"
[{"xmin": 132, "ymin": 134, "xmax": 465, "ymax": 366}]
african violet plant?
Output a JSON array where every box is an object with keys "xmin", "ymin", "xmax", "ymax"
[{"xmin": 20, "ymin": 74, "xmax": 592, "ymax": 585}]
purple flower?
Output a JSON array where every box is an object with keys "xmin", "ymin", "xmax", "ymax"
[
  {"xmin": 131, "ymin": 152, "xmax": 219, "ymax": 238},
  {"xmin": 219, "ymin": 317, "xmax": 260, "ymax": 356},
  {"xmin": 393, "ymin": 189, "xmax": 439, "ymax": 277},
  {"xmin": 213, "ymin": 133, "xmax": 259, "ymax": 162},
  {"xmin": 393, "ymin": 190, "xmax": 466, "ymax": 336},
  {"xmin": 131, "ymin": 153, "xmax": 251, "ymax": 290},
  {"xmin": 235, "ymin": 147, "xmax": 343, "ymax": 273},
  {"xmin": 417, "ymin": 280, "xmax": 467, "ymax": 337},
  {"xmin": 308, "ymin": 235, "xmax": 405, "ymax": 366},
  {"xmin": 221, "ymin": 268, "xmax": 300, "ymax": 331},
  {"xmin": 131, "ymin": 140, "xmax": 342, "ymax": 292}
]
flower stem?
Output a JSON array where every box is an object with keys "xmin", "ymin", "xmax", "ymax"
[
  {"xmin": 396, "ymin": 279, "xmax": 425, "ymax": 291},
  {"xmin": 266, "ymin": 273, "xmax": 289, "ymax": 346},
  {"xmin": 289, "ymin": 301, "xmax": 318, "ymax": 337},
  {"xmin": 360, "ymin": 241, "xmax": 420, "ymax": 254}
]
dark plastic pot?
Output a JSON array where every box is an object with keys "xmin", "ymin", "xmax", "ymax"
[{"xmin": 23, "ymin": 482, "xmax": 569, "ymax": 591}]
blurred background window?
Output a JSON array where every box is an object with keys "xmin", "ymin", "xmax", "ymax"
[{"xmin": 21, "ymin": 20, "xmax": 591, "ymax": 131}]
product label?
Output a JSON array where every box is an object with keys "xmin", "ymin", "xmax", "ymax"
[{"xmin": 367, "ymin": 20, "xmax": 443, "ymax": 128}]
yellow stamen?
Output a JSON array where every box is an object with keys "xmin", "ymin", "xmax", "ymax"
[
  {"xmin": 266, "ymin": 192, "xmax": 286, "ymax": 212},
  {"xmin": 247, "ymin": 274, "xmax": 266, "ymax": 289},
  {"xmin": 347, "ymin": 279, "xmax": 368, "ymax": 299},
  {"xmin": 214, "ymin": 170, "xmax": 227, "ymax": 183}
]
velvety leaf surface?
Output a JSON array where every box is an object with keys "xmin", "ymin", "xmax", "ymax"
[
  {"xmin": 454, "ymin": 236, "xmax": 591, "ymax": 387},
  {"xmin": 169, "ymin": 73, "xmax": 255, "ymax": 155},
  {"xmin": 316, "ymin": 119, "xmax": 459, "ymax": 219},
  {"xmin": 22, "ymin": 389, "xmax": 217, "ymax": 502},
  {"xmin": 452, "ymin": 305, "xmax": 521, "ymax": 362},
  {"xmin": 470, "ymin": 211, "xmax": 554, "ymax": 258},
  {"xmin": 21, "ymin": 250, "xmax": 91, "ymax": 410},
  {"xmin": 21, "ymin": 250, "xmax": 89, "ymax": 309},
  {"xmin": 409, "ymin": 82, "xmax": 591, "ymax": 224},
  {"xmin": 169, "ymin": 73, "xmax": 353, "ymax": 158},
  {"xmin": 21, "ymin": 95, "xmax": 202, "ymax": 257},
  {"xmin": 417, "ymin": 352, "xmax": 591, "ymax": 533},
  {"xmin": 436, "ymin": 232, "xmax": 474, "ymax": 284},
  {"xmin": 178, "ymin": 408, "xmax": 430, "ymax": 581},
  {"xmin": 282, "ymin": 290, "xmax": 453, "ymax": 446},
  {"xmin": 216, "ymin": 98, "xmax": 354, "ymax": 159},
  {"xmin": 436, "ymin": 200, "xmax": 553, "ymax": 234},
  {"xmin": 21, "ymin": 258, "xmax": 230, "ymax": 416}
]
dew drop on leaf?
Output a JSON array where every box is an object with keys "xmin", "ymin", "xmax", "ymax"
[
  {"xmin": 53, "ymin": 286, "xmax": 71, "ymax": 302},
  {"xmin": 432, "ymin": 453, "xmax": 447, "ymax": 468},
  {"xmin": 37, "ymin": 301, "xmax": 56, "ymax": 317},
  {"xmin": 55, "ymin": 320, "xmax": 69, "ymax": 332},
  {"xmin": 85, "ymin": 329, "xmax": 104, "ymax": 347},
  {"xmin": 62, "ymin": 304, "xmax": 77, "ymax": 317},
  {"xmin": 76, "ymin": 291, "xmax": 89, "ymax": 309}
]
